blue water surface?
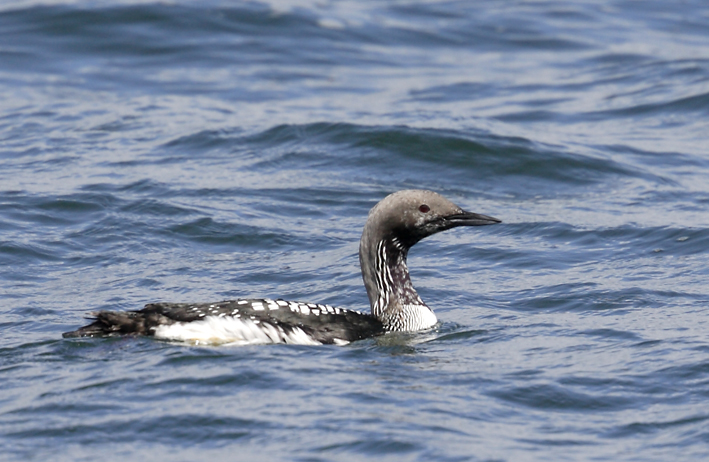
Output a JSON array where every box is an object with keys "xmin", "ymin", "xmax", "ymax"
[{"xmin": 1, "ymin": 1, "xmax": 709, "ymax": 461}]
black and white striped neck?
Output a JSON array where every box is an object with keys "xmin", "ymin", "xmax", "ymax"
[{"xmin": 364, "ymin": 236, "xmax": 434, "ymax": 331}]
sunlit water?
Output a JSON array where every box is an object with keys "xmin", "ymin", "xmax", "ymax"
[{"xmin": 2, "ymin": 1, "xmax": 709, "ymax": 461}]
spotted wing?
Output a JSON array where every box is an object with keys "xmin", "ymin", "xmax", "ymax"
[{"xmin": 145, "ymin": 299, "xmax": 385, "ymax": 344}]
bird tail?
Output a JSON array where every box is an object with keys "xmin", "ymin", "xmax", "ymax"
[{"xmin": 62, "ymin": 311, "xmax": 150, "ymax": 338}]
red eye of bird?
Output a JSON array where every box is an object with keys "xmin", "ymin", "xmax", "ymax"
[{"xmin": 418, "ymin": 204, "xmax": 430, "ymax": 213}]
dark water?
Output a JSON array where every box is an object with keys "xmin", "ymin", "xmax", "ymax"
[{"xmin": 2, "ymin": 0, "xmax": 709, "ymax": 460}]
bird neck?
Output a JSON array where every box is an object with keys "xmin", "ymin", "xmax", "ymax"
[{"xmin": 359, "ymin": 235, "xmax": 437, "ymax": 331}]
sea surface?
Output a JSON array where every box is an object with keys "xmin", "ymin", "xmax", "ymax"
[{"xmin": 1, "ymin": 1, "xmax": 709, "ymax": 461}]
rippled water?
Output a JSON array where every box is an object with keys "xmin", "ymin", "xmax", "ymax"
[{"xmin": 2, "ymin": 1, "xmax": 709, "ymax": 460}]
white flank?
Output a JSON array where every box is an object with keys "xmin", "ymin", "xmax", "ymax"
[{"xmin": 153, "ymin": 316, "xmax": 323, "ymax": 346}]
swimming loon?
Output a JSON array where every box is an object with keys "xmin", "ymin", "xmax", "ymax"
[{"xmin": 63, "ymin": 190, "xmax": 500, "ymax": 345}]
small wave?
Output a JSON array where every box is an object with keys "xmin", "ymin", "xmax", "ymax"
[{"xmin": 489, "ymin": 382, "xmax": 634, "ymax": 411}]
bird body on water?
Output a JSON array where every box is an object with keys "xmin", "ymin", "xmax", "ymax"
[{"xmin": 63, "ymin": 190, "xmax": 500, "ymax": 345}]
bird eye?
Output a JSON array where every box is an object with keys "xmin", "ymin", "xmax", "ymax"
[{"xmin": 418, "ymin": 204, "xmax": 430, "ymax": 213}]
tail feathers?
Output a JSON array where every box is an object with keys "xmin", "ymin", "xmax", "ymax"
[{"xmin": 62, "ymin": 310, "xmax": 169, "ymax": 338}]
